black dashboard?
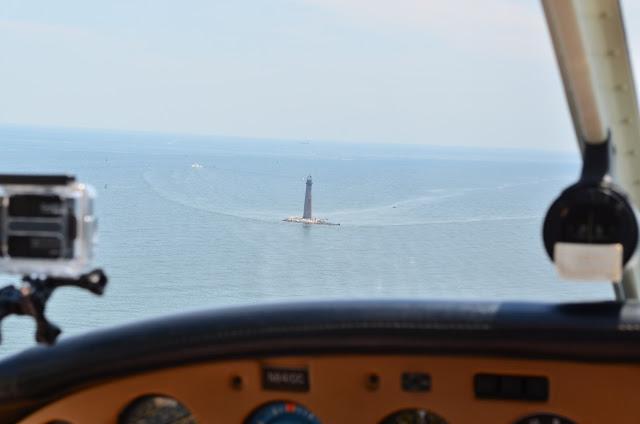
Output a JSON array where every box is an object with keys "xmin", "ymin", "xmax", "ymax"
[{"xmin": 1, "ymin": 300, "xmax": 640, "ymax": 423}]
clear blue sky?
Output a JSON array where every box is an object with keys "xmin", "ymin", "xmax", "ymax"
[{"xmin": 1, "ymin": 0, "xmax": 638, "ymax": 150}]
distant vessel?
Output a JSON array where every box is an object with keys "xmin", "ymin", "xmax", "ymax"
[
  {"xmin": 284, "ymin": 176, "xmax": 339, "ymax": 225},
  {"xmin": 191, "ymin": 163, "xmax": 203, "ymax": 169}
]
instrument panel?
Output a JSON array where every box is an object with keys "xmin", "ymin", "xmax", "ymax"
[{"xmin": 18, "ymin": 354, "xmax": 639, "ymax": 423}]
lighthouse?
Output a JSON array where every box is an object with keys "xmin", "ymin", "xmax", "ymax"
[
  {"xmin": 303, "ymin": 175, "xmax": 312, "ymax": 219},
  {"xmin": 283, "ymin": 176, "xmax": 339, "ymax": 225}
]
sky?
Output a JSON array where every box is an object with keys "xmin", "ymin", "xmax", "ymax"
[{"xmin": 0, "ymin": 0, "xmax": 636, "ymax": 150}]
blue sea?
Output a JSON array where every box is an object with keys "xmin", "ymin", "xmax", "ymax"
[{"xmin": 0, "ymin": 125, "xmax": 612, "ymax": 355}]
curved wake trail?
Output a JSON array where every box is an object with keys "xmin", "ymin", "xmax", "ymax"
[{"xmin": 143, "ymin": 166, "xmax": 545, "ymax": 227}]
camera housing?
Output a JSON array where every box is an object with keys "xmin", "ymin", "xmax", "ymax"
[{"xmin": 0, "ymin": 175, "xmax": 96, "ymax": 277}]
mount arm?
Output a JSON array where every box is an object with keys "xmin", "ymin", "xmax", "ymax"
[{"xmin": 0, "ymin": 269, "xmax": 107, "ymax": 345}]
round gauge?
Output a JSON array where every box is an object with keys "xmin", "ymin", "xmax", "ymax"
[
  {"xmin": 380, "ymin": 408, "xmax": 448, "ymax": 424},
  {"xmin": 245, "ymin": 401, "xmax": 321, "ymax": 424},
  {"xmin": 513, "ymin": 413, "xmax": 576, "ymax": 424},
  {"xmin": 118, "ymin": 395, "xmax": 197, "ymax": 424}
]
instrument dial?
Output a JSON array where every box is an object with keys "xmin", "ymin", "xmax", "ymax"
[
  {"xmin": 380, "ymin": 409, "xmax": 448, "ymax": 424},
  {"xmin": 514, "ymin": 413, "xmax": 576, "ymax": 424},
  {"xmin": 118, "ymin": 395, "xmax": 197, "ymax": 424},
  {"xmin": 245, "ymin": 401, "xmax": 321, "ymax": 424}
]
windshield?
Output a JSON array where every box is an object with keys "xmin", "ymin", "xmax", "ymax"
[{"xmin": 0, "ymin": 1, "xmax": 621, "ymax": 354}]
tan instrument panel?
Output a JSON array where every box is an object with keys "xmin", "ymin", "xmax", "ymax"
[{"xmin": 19, "ymin": 354, "xmax": 640, "ymax": 423}]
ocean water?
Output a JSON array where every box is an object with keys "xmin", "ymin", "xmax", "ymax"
[{"xmin": 0, "ymin": 125, "xmax": 612, "ymax": 355}]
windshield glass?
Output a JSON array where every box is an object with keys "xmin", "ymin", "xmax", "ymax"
[{"xmin": 0, "ymin": 1, "xmax": 618, "ymax": 354}]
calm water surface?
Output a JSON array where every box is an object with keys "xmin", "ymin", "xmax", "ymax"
[{"xmin": 0, "ymin": 126, "xmax": 611, "ymax": 355}]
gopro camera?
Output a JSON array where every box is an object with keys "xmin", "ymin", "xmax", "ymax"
[{"xmin": 0, "ymin": 175, "xmax": 96, "ymax": 277}]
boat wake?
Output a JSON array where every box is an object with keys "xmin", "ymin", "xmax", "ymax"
[{"xmin": 143, "ymin": 167, "xmax": 546, "ymax": 227}]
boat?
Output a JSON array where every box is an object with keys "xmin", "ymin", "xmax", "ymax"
[{"xmin": 1, "ymin": 1, "xmax": 640, "ymax": 423}]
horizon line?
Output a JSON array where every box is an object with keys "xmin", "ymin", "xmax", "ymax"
[{"xmin": 0, "ymin": 121, "xmax": 579, "ymax": 154}]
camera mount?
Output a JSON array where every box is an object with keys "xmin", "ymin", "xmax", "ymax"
[
  {"xmin": 543, "ymin": 134, "xmax": 639, "ymax": 292},
  {"xmin": 0, "ymin": 269, "xmax": 108, "ymax": 345}
]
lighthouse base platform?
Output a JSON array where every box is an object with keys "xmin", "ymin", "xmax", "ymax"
[{"xmin": 283, "ymin": 217, "xmax": 340, "ymax": 226}]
